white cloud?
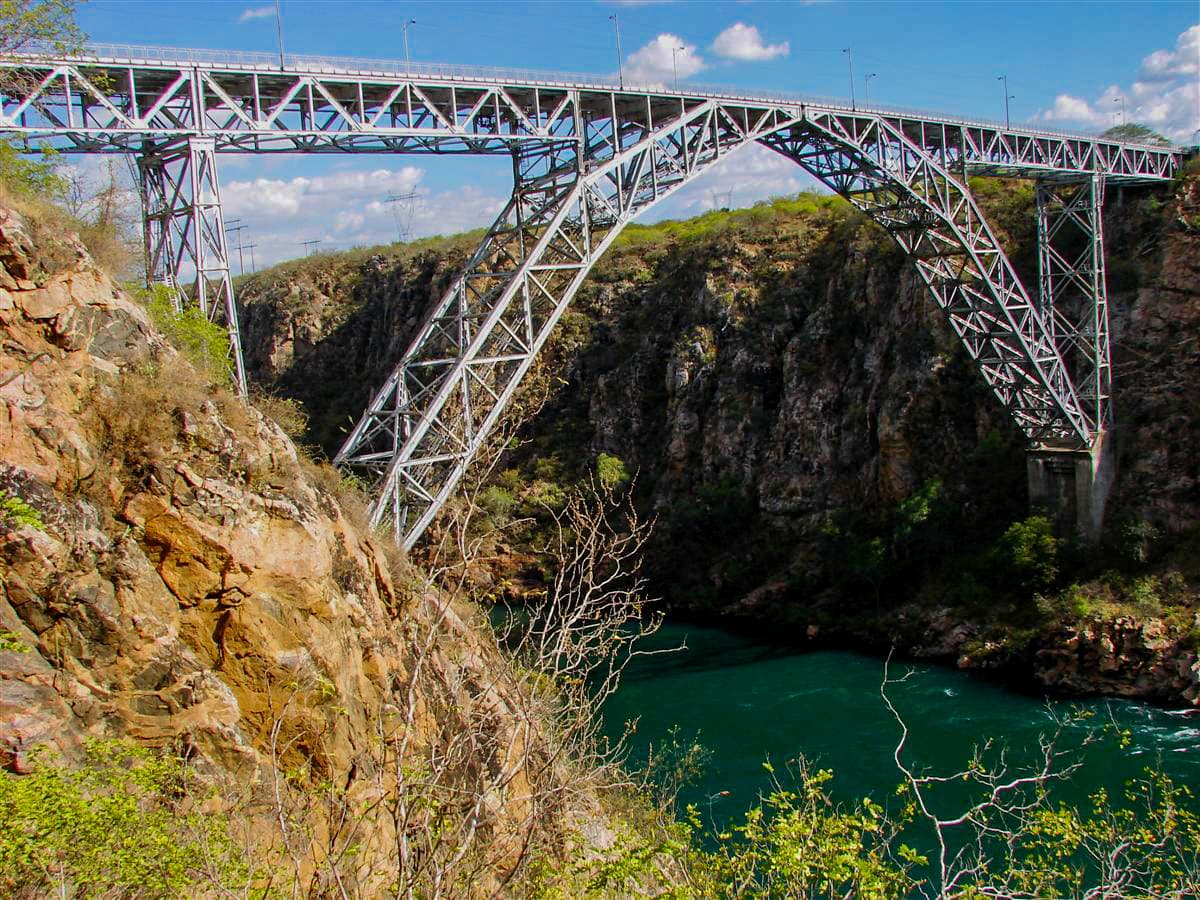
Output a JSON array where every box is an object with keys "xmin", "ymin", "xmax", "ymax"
[
  {"xmin": 219, "ymin": 166, "xmax": 506, "ymax": 269},
  {"xmin": 1139, "ymin": 24, "xmax": 1199, "ymax": 81},
  {"xmin": 237, "ymin": 5, "xmax": 275, "ymax": 23},
  {"xmin": 712, "ymin": 23, "xmax": 789, "ymax": 62},
  {"xmin": 649, "ymin": 143, "xmax": 813, "ymax": 219},
  {"xmin": 625, "ymin": 34, "xmax": 705, "ymax": 88},
  {"xmin": 1039, "ymin": 25, "xmax": 1200, "ymax": 142}
]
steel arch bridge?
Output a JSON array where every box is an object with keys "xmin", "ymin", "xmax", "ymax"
[{"xmin": 0, "ymin": 44, "xmax": 1185, "ymax": 548}]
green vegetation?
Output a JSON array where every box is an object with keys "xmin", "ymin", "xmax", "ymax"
[
  {"xmin": 139, "ymin": 283, "xmax": 236, "ymax": 388},
  {"xmin": 596, "ymin": 452, "xmax": 631, "ymax": 489},
  {"xmin": 1100, "ymin": 122, "xmax": 1172, "ymax": 146},
  {"xmin": 0, "ymin": 0, "xmax": 82, "ymax": 58},
  {"xmin": 614, "ymin": 191, "xmax": 849, "ymax": 248},
  {"xmin": 992, "ymin": 515, "xmax": 1060, "ymax": 594},
  {"xmin": 0, "ymin": 142, "xmax": 67, "ymax": 202},
  {"xmin": 0, "ymin": 740, "xmax": 256, "ymax": 897},
  {"xmin": 0, "ymin": 489, "xmax": 43, "ymax": 531},
  {"xmin": 0, "ymin": 629, "xmax": 31, "ymax": 652}
]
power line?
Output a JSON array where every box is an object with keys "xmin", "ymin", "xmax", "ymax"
[{"xmin": 384, "ymin": 191, "xmax": 419, "ymax": 243}]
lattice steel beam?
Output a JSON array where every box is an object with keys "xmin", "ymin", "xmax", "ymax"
[
  {"xmin": 334, "ymin": 95, "xmax": 802, "ymax": 547},
  {"xmin": 0, "ymin": 46, "xmax": 1183, "ymax": 183},
  {"xmin": 139, "ymin": 137, "xmax": 246, "ymax": 393},
  {"xmin": 1036, "ymin": 176, "xmax": 1111, "ymax": 434},
  {"xmin": 762, "ymin": 114, "xmax": 1092, "ymax": 445}
]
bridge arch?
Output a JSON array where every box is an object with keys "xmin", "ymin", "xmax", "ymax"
[
  {"xmin": 0, "ymin": 46, "xmax": 1178, "ymax": 546},
  {"xmin": 336, "ymin": 105, "xmax": 1102, "ymax": 548}
]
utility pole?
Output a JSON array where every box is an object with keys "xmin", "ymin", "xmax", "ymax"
[
  {"xmin": 224, "ymin": 222, "xmax": 247, "ymax": 275},
  {"xmin": 274, "ymin": 0, "xmax": 285, "ymax": 69},
  {"xmin": 997, "ymin": 74, "xmax": 1013, "ymax": 128},
  {"xmin": 609, "ymin": 13, "xmax": 624, "ymax": 89},
  {"xmin": 865, "ymin": 72, "xmax": 878, "ymax": 106},
  {"xmin": 243, "ymin": 242, "xmax": 257, "ymax": 273},
  {"xmin": 402, "ymin": 18, "xmax": 416, "ymax": 72},
  {"xmin": 843, "ymin": 47, "xmax": 856, "ymax": 110},
  {"xmin": 384, "ymin": 191, "xmax": 418, "ymax": 243},
  {"xmin": 302, "ymin": 239, "xmax": 322, "ymax": 256}
]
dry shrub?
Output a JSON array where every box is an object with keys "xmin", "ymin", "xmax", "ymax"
[
  {"xmin": 250, "ymin": 391, "xmax": 309, "ymax": 440},
  {"xmin": 75, "ymin": 221, "xmax": 136, "ymax": 280}
]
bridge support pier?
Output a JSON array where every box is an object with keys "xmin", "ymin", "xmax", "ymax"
[
  {"xmin": 1027, "ymin": 431, "xmax": 1115, "ymax": 543},
  {"xmin": 138, "ymin": 137, "xmax": 246, "ymax": 395}
]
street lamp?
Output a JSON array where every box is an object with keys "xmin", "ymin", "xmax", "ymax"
[
  {"xmin": 1113, "ymin": 95, "xmax": 1126, "ymax": 126},
  {"xmin": 864, "ymin": 72, "xmax": 878, "ymax": 106},
  {"xmin": 843, "ymin": 47, "xmax": 856, "ymax": 109},
  {"xmin": 609, "ymin": 14, "xmax": 624, "ymax": 89},
  {"xmin": 274, "ymin": 0, "xmax": 285, "ymax": 68},
  {"xmin": 671, "ymin": 44, "xmax": 684, "ymax": 92},
  {"xmin": 401, "ymin": 19, "xmax": 416, "ymax": 73},
  {"xmin": 996, "ymin": 74, "xmax": 1014, "ymax": 128}
]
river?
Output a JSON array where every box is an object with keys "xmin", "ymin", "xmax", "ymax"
[{"xmin": 603, "ymin": 620, "xmax": 1200, "ymax": 829}]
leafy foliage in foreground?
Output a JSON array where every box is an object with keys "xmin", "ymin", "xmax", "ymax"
[
  {"xmin": 0, "ymin": 740, "xmax": 256, "ymax": 898},
  {"xmin": 139, "ymin": 283, "xmax": 236, "ymax": 388}
]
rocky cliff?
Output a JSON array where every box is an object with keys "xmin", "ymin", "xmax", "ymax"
[
  {"xmin": 236, "ymin": 174, "xmax": 1200, "ymax": 706},
  {"xmin": 0, "ymin": 204, "xmax": 612, "ymax": 894}
]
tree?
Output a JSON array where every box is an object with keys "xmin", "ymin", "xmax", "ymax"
[
  {"xmin": 0, "ymin": 0, "xmax": 81, "ymax": 55},
  {"xmin": 1101, "ymin": 123, "xmax": 1172, "ymax": 147}
]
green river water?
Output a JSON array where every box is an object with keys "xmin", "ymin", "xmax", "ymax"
[{"xmin": 602, "ymin": 620, "xmax": 1200, "ymax": 828}]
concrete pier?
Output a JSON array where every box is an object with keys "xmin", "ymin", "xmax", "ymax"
[{"xmin": 1026, "ymin": 431, "xmax": 1115, "ymax": 543}]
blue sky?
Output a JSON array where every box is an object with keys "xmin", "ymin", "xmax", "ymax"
[{"xmin": 73, "ymin": 0, "xmax": 1199, "ymax": 267}]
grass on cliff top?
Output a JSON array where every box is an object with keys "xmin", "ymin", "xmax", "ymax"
[
  {"xmin": 614, "ymin": 190, "xmax": 850, "ymax": 247},
  {"xmin": 233, "ymin": 190, "xmax": 852, "ymax": 292}
]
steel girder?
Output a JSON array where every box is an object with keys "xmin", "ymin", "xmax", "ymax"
[
  {"xmin": 0, "ymin": 48, "xmax": 1183, "ymax": 182},
  {"xmin": 333, "ymin": 96, "xmax": 803, "ymax": 547},
  {"xmin": 1036, "ymin": 176, "xmax": 1111, "ymax": 436},
  {"xmin": 138, "ymin": 137, "xmax": 246, "ymax": 393},
  {"xmin": 760, "ymin": 114, "xmax": 1093, "ymax": 446}
]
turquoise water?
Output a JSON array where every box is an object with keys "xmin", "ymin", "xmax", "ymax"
[{"xmin": 603, "ymin": 621, "xmax": 1200, "ymax": 826}]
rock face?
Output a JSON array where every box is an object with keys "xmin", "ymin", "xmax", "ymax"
[
  {"xmin": 0, "ymin": 204, "xmax": 593, "ymax": 893},
  {"xmin": 237, "ymin": 180, "xmax": 1200, "ymax": 706}
]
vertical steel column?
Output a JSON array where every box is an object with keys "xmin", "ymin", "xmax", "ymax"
[
  {"xmin": 1036, "ymin": 175, "xmax": 1111, "ymax": 437},
  {"xmin": 138, "ymin": 137, "xmax": 247, "ymax": 395}
]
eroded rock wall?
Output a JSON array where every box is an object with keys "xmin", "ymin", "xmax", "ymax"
[{"xmin": 0, "ymin": 205, "xmax": 594, "ymax": 893}]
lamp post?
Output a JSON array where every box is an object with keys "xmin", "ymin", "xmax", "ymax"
[
  {"xmin": 274, "ymin": 0, "xmax": 285, "ymax": 68},
  {"xmin": 1113, "ymin": 95, "xmax": 1126, "ymax": 126},
  {"xmin": 402, "ymin": 19, "xmax": 416, "ymax": 73},
  {"xmin": 843, "ymin": 47, "xmax": 856, "ymax": 109},
  {"xmin": 997, "ymin": 74, "xmax": 1014, "ymax": 128},
  {"xmin": 864, "ymin": 72, "xmax": 878, "ymax": 106},
  {"xmin": 609, "ymin": 13, "xmax": 624, "ymax": 89},
  {"xmin": 671, "ymin": 44, "xmax": 683, "ymax": 92}
]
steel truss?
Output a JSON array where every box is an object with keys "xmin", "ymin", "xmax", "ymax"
[
  {"xmin": 760, "ymin": 115, "xmax": 1092, "ymax": 445},
  {"xmin": 0, "ymin": 47, "xmax": 1182, "ymax": 182},
  {"xmin": 1035, "ymin": 177, "xmax": 1111, "ymax": 436},
  {"xmin": 0, "ymin": 45, "xmax": 1178, "ymax": 546},
  {"xmin": 139, "ymin": 137, "xmax": 246, "ymax": 393},
  {"xmin": 334, "ymin": 97, "xmax": 803, "ymax": 546}
]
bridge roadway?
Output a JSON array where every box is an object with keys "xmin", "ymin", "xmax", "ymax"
[{"xmin": 0, "ymin": 44, "xmax": 1187, "ymax": 547}]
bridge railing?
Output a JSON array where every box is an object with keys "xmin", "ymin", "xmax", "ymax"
[{"xmin": 8, "ymin": 41, "xmax": 1183, "ymax": 153}]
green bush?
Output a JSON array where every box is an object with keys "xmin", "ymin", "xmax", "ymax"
[
  {"xmin": 479, "ymin": 484, "xmax": 517, "ymax": 521},
  {"xmin": 596, "ymin": 452, "xmax": 631, "ymax": 489},
  {"xmin": 0, "ymin": 490, "xmax": 43, "ymax": 531},
  {"xmin": 0, "ymin": 141, "xmax": 67, "ymax": 201},
  {"xmin": 0, "ymin": 739, "xmax": 255, "ymax": 897},
  {"xmin": 1128, "ymin": 575, "xmax": 1163, "ymax": 616},
  {"xmin": 139, "ymin": 284, "xmax": 235, "ymax": 388},
  {"xmin": 0, "ymin": 629, "xmax": 31, "ymax": 652},
  {"xmin": 992, "ymin": 515, "xmax": 1060, "ymax": 594}
]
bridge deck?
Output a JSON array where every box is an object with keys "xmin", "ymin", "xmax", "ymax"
[{"xmin": 0, "ymin": 43, "xmax": 1182, "ymax": 182}]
